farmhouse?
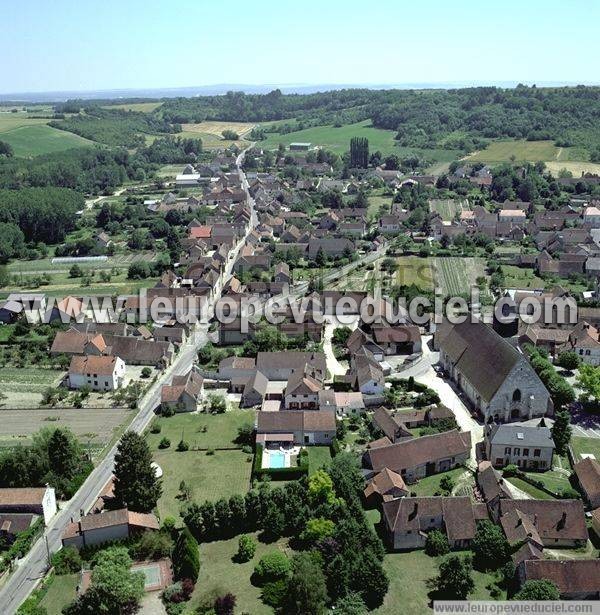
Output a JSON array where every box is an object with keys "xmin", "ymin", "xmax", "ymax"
[
  {"xmin": 382, "ymin": 496, "xmax": 483, "ymax": 550},
  {"xmin": 68, "ymin": 355, "xmax": 126, "ymax": 391},
  {"xmin": 499, "ymin": 499, "xmax": 587, "ymax": 549},
  {"xmin": 573, "ymin": 457, "xmax": 600, "ymax": 509},
  {"xmin": 363, "ymin": 431, "xmax": 471, "ymax": 483},
  {"xmin": 519, "ymin": 560, "xmax": 600, "ymax": 599},
  {"xmin": 437, "ymin": 319, "xmax": 552, "ymax": 423}
]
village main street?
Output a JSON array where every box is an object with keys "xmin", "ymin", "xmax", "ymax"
[{"xmin": 0, "ymin": 147, "xmax": 258, "ymax": 615}]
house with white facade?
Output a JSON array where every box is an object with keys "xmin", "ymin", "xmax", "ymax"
[{"xmin": 68, "ymin": 355, "xmax": 126, "ymax": 391}]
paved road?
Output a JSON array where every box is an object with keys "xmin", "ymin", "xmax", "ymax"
[{"xmin": 0, "ymin": 147, "xmax": 257, "ymax": 614}]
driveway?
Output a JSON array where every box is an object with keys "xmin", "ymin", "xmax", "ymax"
[
  {"xmin": 322, "ymin": 315, "xmax": 358, "ymax": 380},
  {"xmin": 402, "ymin": 335, "xmax": 483, "ymax": 467}
]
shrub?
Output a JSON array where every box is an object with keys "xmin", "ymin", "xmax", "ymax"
[
  {"xmin": 560, "ymin": 487, "xmax": 581, "ymax": 499},
  {"xmin": 177, "ymin": 440, "xmax": 189, "ymax": 452},
  {"xmin": 150, "ymin": 421, "xmax": 162, "ymax": 434},
  {"xmin": 261, "ymin": 579, "xmax": 288, "ymax": 608},
  {"xmin": 141, "ymin": 367, "xmax": 152, "ymax": 378},
  {"xmin": 51, "ymin": 545, "xmax": 82, "ymax": 574},
  {"xmin": 237, "ymin": 535, "xmax": 257, "ymax": 563},
  {"xmin": 253, "ymin": 551, "xmax": 290, "ymax": 585},
  {"xmin": 132, "ymin": 530, "xmax": 173, "ymax": 560},
  {"xmin": 214, "ymin": 592, "xmax": 236, "ymax": 615},
  {"xmin": 425, "ymin": 529, "xmax": 449, "ymax": 556},
  {"xmin": 159, "ymin": 437, "xmax": 171, "ymax": 449},
  {"xmin": 502, "ymin": 464, "xmax": 519, "ymax": 477}
]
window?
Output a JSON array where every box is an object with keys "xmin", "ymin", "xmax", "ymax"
[
  {"xmin": 523, "ymin": 448, "xmax": 529, "ymax": 457},
  {"xmin": 495, "ymin": 458, "xmax": 503, "ymax": 466},
  {"xmin": 512, "ymin": 389, "xmax": 521, "ymax": 402},
  {"xmin": 586, "ymin": 350, "xmax": 591, "ymax": 355},
  {"xmin": 504, "ymin": 447, "xmax": 511, "ymax": 455},
  {"xmin": 534, "ymin": 449, "xmax": 541, "ymax": 457},
  {"xmin": 514, "ymin": 448, "xmax": 520, "ymax": 456},
  {"xmin": 539, "ymin": 461, "xmax": 546, "ymax": 468}
]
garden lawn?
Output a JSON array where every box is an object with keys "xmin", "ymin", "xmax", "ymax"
[
  {"xmin": 523, "ymin": 469, "xmax": 572, "ymax": 495},
  {"xmin": 146, "ymin": 410, "xmax": 256, "ymax": 450},
  {"xmin": 502, "ymin": 265, "xmax": 546, "ymax": 290},
  {"xmin": 153, "ymin": 449, "xmax": 252, "ymax": 520},
  {"xmin": 571, "ymin": 436, "xmax": 600, "ymax": 463},
  {"xmin": 505, "ymin": 477, "xmax": 555, "ymax": 500},
  {"xmin": 190, "ymin": 533, "xmax": 292, "ymax": 615},
  {"xmin": 377, "ymin": 550, "xmax": 504, "ymax": 614},
  {"xmin": 307, "ymin": 446, "xmax": 332, "ymax": 475},
  {"xmin": 39, "ymin": 573, "xmax": 79, "ymax": 614},
  {"xmin": 410, "ymin": 468, "xmax": 467, "ymax": 497}
]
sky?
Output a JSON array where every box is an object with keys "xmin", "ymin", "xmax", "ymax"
[{"xmin": 2, "ymin": 0, "xmax": 599, "ymax": 94}]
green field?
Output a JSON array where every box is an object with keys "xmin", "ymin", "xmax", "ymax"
[
  {"xmin": 466, "ymin": 139, "xmax": 559, "ymax": 163},
  {"xmin": 523, "ymin": 468, "xmax": 571, "ymax": 495},
  {"xmin": 0, "ymin": 120, "xmax": 94, "ymax": 156},
  {"xmin": 433, "ymin": 257, "xmax": 486, "ymax": 296},
  {"xmin": 258, "ymin": 119, "xmax": 462, "ymax": 163},
  {"xmin": 394, "ymin": 256, "xmax": 434, "ymax": 290}
]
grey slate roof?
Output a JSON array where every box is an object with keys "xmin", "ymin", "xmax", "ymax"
[{"xmin": 487, "ymin": 422, "xmax": 554, "ymax": 448}]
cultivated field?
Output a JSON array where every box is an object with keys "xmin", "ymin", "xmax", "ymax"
[
  {"xmin": 501, "ymin": 264, "xmax": 546, "ymax": 290},
  {"xmin": 0, "ymin": 114, "xmax": 93, "ymax": 156},
  {"xmin": 465, "ymin": 139, "xmax": 560, "ymax": 163},
  {"xmin": 0, "ymin": 405, "xmax": 133, "ymax": 448},
  {"xmin": 545, "ymin": 161, "xmax": 600, "ymax": 177},
  {"xmin": 0, "ymin": 368, "xmax": 64, "ymax": 408},
  {"xmin": 432, "ymin": 257, "xmax": 486, "ymax": 296},
  {"xmin": 429, "ymin": 198, "xmax": 469, "ymax": 221},
  {"xmin": 394, "ymin": 256, "xmax": 434, "ymax": 290},
  {"xmin": 177, "ymin": 120, "xmax": 255, "ymax": 149},
  {"xmin": 258, "ymin": 119, "xmax": 462, "ymax": 163},
  {"xmin": 101, "ymin": 102, "xmax": 162, "ymax": 113}
]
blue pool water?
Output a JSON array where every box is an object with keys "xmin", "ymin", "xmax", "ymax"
[{"xmin": 269, "ymin": 451, "xmax": 286, "ymax": 469}]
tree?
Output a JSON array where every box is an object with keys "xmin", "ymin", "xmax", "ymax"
[
  {"xmin": 64, "ymin": 547, "xmax": 144, "ymax": 615},
  {"xmin": 113, "ymin": 431, "xmax": 162, "ymax": 513},
  {"xmin": 51, "ymin": 545, "xmax": 82, "ymax": 574},
  {"xmin": 431, "ymin": 553, "xmax": 474, "ymax": 599},
  {"xmin": 173, "ymin": 526, "xmax": 200, "ymax": 581},
  {"xmin": 253, "ymin": 551, "xmax": 290, "ymax": 585},
  {"xmin": 308, "ymin": 470, "xmax": 337, "ymax": 505},
  {"xmin": 425, "ymin": 529, "xmax": 449, "ymax": 556},
  {"xmin": 287, "ymin": 552, "xmax": 328, "ymax": 615},
  {"xmin": 350, "ymin": 137, "xmax": 369, "ymax": 169},
  {"xmin": 514, "ymin": 579, "xmax": 560, "ymax": 600},
  {"xmin": 551, "ymin": 409, "xmax": 572, "ymax": 456},
  {"xmin": 236, "ymin": 534, "xmax": 257, "ymax": 562},
  {"xmin": 301, "ymin": 517, "xmax": 335, "ymax": 543},
  {"xmin": 47, "ymin": 428, "xmax": 82, "ymax": 480},
  {"xmin": 577, "ymin": 364, "xmax": 600, "ymax": 403},
  {"xmin": 472, "ymin": 520, "xmax": 509, "ymax": 570},
  {"xmin": 0, "ymin": 222, "xmax": 24, "ymax": 262},
  {"xmin": 556, "ymin": 351, "xmax": 580, "ymax": 371},
  {"xmin": 334, "ymin": 592, "xmax": 368, "ymax": 614}
]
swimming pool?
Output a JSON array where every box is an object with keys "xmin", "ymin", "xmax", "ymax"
[{"xmin": 269, "ymin": 451, "xmax": 287, "ymax": 469}]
